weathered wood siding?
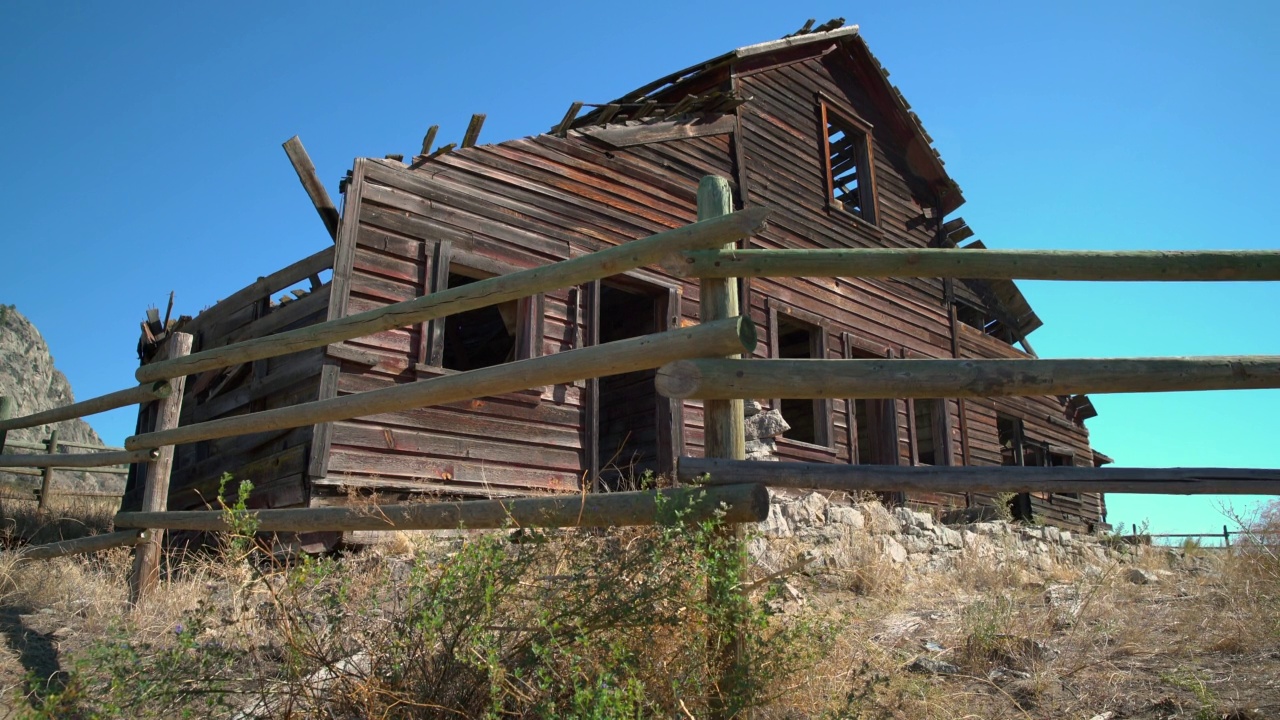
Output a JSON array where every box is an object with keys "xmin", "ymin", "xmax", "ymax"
[
  {"xmin": 317, "ymin": 134, "xmax": 735, "ymax": 500},
  {"xmin": 958, "ymin": 325, "xmax": 1104, "ymax": 530},
  {"xmin": 124, "ymin": 249, "xmax": 334, "ymax": 512},
  {"xmin": 731, "ymin": 51, "xmax": 1101, "ymax": 525}
]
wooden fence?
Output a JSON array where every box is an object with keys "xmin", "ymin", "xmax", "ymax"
[
  {"xmin": 1123, "ymin": 526, "xmax": 1280, "ymax": 549},
  {"xmin": 0, "ymin": 432, "xmax": 133, "ymax": 508},
  {"xmin": 1, "ymin": 174, "xmax": 1278, "ymax": 717},
  {"xmin": 0, "ymin": 174, "xmax": 1276, "ymax": 565}
]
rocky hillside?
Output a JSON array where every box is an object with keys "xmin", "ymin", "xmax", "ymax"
[{"xmin": 0, "ymin": 304, "xmax": 124, "ymax": 498}]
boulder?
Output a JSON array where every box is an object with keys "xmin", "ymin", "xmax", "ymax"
[
  {"xmin": 744, "ymin": 409, "xmax": 789, "ymax": 441},
  {"xmin": 828, "ymin": 505, "xmax": 865, "ymax": 529},
  {"xmin": 879, "ymin": 536, "xmax": 909, "ymax": 564},
  {"xmin": 782, "ymin": 492, "xmax": 829, "ymax": 528}
]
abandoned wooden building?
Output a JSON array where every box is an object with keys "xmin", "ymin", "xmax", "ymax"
[{"xmin": 126, "ymin": 21, "xmax": 1111, "ymax": 538}]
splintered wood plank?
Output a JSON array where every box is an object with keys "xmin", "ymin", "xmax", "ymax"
[
  {"xmin": 554, "ymin": 101, "xmax": 583, "ymax": 136},
  {"xmin": 129, "ymin": 332, "xmax": 192, "ymax": 606},
  {"xmin": 283, "ymin": 136, "xmax": 341, "ymax": 242},
  {"xmin": 461, "ymin": 114, "xmax": 486, "ymax": 148},
  {"xmin": 420, "ymin": 124, "xmax": 439, "ymax": 155}
]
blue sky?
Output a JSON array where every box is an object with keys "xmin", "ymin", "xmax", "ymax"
[{"xmin": 2, "ymin": 2, "xmax": 1276, "ymax": 535}]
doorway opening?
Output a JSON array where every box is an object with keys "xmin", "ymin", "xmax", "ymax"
[{"xmin": 596, "ymin": 282, "xmax": 666, "ymax": 489}]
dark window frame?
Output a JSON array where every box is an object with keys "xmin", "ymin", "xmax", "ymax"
[
  {"xmin": 842, "ymin": 332, "xmax": 900, "ymax": 466},
  {"xmin": 818, "ymin": 94, "xmax": 879, "ymax": 227},
  {"xmin": 767, "ymin": 299, "xmax": 833, "ymax": 449},
  {"xmin": 415, "ymin": 242, "xmax": 543, "ymax": 403}
]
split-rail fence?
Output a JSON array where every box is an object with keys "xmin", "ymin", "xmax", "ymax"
[{"xmin": 2, "ymin": 175, "xmax": 1279, "ymax": 713}]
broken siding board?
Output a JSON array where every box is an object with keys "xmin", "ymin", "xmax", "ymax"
[
  {"xmin": 484, "ymin": 141, "xmax": 692, "ymax": 225},
  {"xmin": 580, "ymin": 114, "xmax": 737, "ymax": 148},
  {"xmin": 331, "ymin": 423, "xmax": 581, "ymax": 470},
  {"xmin": 325, "ymin": 450, "xmax": 580, "ymax": 492},
  {"xmin": 183, "ymin": 247, "xmax": 335, "ymax": 340},
  {"xmin": 422, "ymin": 155, "xmax": 640, "ymax": 246},
  {"xmin": 360, "ymin": 180, "xmax": 569, "ymax": 260},
  {"xmin": 366, "ymin": 162, "xmax": 609, "ymax": 253}
]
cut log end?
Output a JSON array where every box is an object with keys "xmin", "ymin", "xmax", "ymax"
[{"xmin": 655, "ymin": 359, "xmax": 704, "ymax": 399}]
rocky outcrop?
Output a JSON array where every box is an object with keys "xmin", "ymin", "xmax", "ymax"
[{"xmin": 0, "ymin": 305, "xmax": 123, "ymax": 497}]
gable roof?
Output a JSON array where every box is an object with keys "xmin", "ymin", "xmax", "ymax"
[{"xmin": 563, "ymin": 20, "xmax": 964, "ymax": 215}]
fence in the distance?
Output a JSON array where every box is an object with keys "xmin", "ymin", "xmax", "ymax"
[{"xmin": 0, "ymin": 426, "xmax": 135, "ymax": 507}]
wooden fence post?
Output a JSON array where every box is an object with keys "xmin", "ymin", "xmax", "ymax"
[
  {"xmin": 0, "ymin": 396, "xmax": 11, "ymax": 454},
  {"xmin": 129, "ymin": 332, "xmax": 192, "ymax": 607},
  {"xmin": 698, "ymin": 175, "xmax": 748, "ymax": 718},
  {"xmin": 37, "ymin": 429, "xmax": 57, "ymax": 511}
]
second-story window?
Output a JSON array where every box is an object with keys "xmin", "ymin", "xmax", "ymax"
[{"xmin": 820, "ymin": 100, "xmax": 878, "ymax": 225}]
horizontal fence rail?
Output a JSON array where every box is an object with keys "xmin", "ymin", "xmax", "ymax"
[
  {"xmin": 114, "ymin": 484, "xmax": 770, "ymax": 532},
  {"xmin": 3, "ymin": 439, "xmax": 126, "ymax": 452},
  {"xmin": 655, "ymin": 356, "xmax": 1280, "ymax": 400},
  {"xmin": 0, "ymin": 382, "xmax": 172, "ymax": 433},
  {"xmin": 668, "ymin": 248, "xmax": 1280, "ymax": 281},
  {"xmin": 678, "ymin": 458, "xmax": 1280, "ymax": 495},
  {"xmin": 14, "ymin": 530, "xmax": 151, "ymax": 563},
  {"xmin": 0, "ymin": 448, "xmax": 157, "ymax": 469},
  {"xmin": 126, "ymin": 316, "xmax": 756, "ymax": 450},
  {"xmin": 135, "ymin": 208, "xmax": 771, "ymax": 384}
]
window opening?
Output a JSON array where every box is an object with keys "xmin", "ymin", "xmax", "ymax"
[
  {"xmin": 822, "ymin": 103, "xmax": 876, "ymax": 224},
  {"xmin": 954, "ymin": 300, "xmax": 1016, "ymax": 344},
  {"xmin": 996, "ymin": 413, "xmax": 1032, "ymax": 521},
  {"xmin": 914, "ymin": 400, "xmax": 938, "ymax": 465},
  {"xmin": 777, "ymin": 315, "xmax": 825, "ymax": 445},
  {"xmin": 1049, "ymin": 450, "xmax": 1080, "ymax": 498},
  {"xmin": 441, "ymin": 272, "xmax": 517, "ymax": 372},
  {"xmin": 852, "ymin": 399, "xmax": 874, "ymax": 464}
]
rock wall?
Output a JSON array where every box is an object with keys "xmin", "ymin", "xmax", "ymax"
[
  {"xmin": 0, "ymin": 304, "xmax": 123, "ymax": 497},
  {"xmin": 751, "ymin": 489, "xmax": 1142, "ymax": 579}
]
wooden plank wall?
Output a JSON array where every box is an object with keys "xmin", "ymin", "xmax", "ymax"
[
  {"xmin": 736, "ymin": 55, "xmax": 962, "ymax": 499},
  {"xmin": 317, "ymin": 132, "xmax": 734, "ymax": 500},
  {"xmin": 958, "ymin": 325, "xmax": 1103, "ymax": 530},
  {"xmin": 123, "ymin": 249, "xmax": 334, "ymax": 512},
  {"xmin": 732, "ymin": 51, "xmax": 1102, "ymax": 526}
]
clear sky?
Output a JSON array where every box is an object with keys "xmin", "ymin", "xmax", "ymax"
[{"xmin": 2, "ymin": 1, "xmax": 1276, "ymax": 536}]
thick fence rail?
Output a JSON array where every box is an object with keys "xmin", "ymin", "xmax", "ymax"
[
  {"xmin": 14, "ymin": 530, "xmax": 150, "ymax": 563},
  {"xmin": 0, "ymin": 382, "xmax": 171, "ymax": 434},
  {"xmin": 125, "ymin": 316, "xmax": 755, "ymax": 450},
  {"xmin": 114, "ymin": 483, "xmax": 769, "ymax": 533},
  {"xmin": 655, "ymin": 356, "xmax": 1280, "ymax": 400},
  {"xmin": 669, "ymin": 248, "xmax": 1280, "ymax": 281},
  {"xmin": 0, "ymin": 448, "xmax": 157, "ymax": 469},
  {"xmin": 135, "ymin": 208, "xmax": 770, "ymax": 384},
  {"xmin": 4, "ymin": 439, "xmax": 127, "ymax": 452},
  {"xmin": 677, "ymin": 458, "xmax": 1280, "ymax": 495}
]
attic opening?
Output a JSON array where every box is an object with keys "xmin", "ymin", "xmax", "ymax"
[
  {"xmin": 775, "ymin": 314, "xmax": 830, "ymax": 446},
  {"xmin": 954, "ymin": 299, "xmax": 1016, "ymax": 345},
  {"xmin": 821, "ymin": 100, "xmax": 877, "ymax": 225},
  {"xmin": 441, "ymin": 272, "xmax": 517, "ymax": 372},
  {"xmin": 596, "ymin": 282, "xmax": 665, "ymax": 488}
]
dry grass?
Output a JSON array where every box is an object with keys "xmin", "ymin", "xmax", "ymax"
[
  {"xmin": 0, "ymin": 500, "xmax": 1276, "ymax": 718},
  {"xmin": 0, "ymin": 495, "xmax": 117, "ymax": 547}
]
